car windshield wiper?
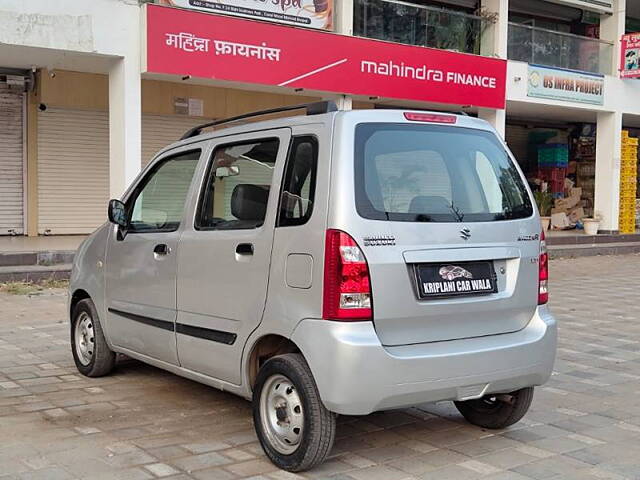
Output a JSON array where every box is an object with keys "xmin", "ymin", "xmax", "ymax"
[{"xmin": 449, "ymin": 202, "xmax": 465, "ymax": 222}]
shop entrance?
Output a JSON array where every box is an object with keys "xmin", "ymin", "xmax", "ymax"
[
  {"xmin": 506, "ymin": 117, "xmax": 639, "ymax": 235},
  {"xmin": 506, "ymin": 120, "xmax": 592, "ymax": 229}
]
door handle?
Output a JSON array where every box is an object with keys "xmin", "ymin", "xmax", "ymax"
[
  {"xmin": 153, "ymin": 244, "xmax": 170, "ymax": 256},
  {"xmin": 236, "ymin": 243, "xmax": 254, "ymax": 255}
]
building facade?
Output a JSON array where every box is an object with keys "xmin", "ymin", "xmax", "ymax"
[{"xmin": 0, "ymin": 0, "xmax": 639, "ymax": 236}]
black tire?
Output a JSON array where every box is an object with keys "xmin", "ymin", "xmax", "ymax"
[
  {"xmin": 454, "ymin": 387, "xmax": 534, "ymax": 429},
  {"xmin": 71, "ymin": 298, "xmax": 116, "ymax": 377},
  {"xmin": 253, "ymin": 353, "xmax": 336, "ymax": 472}
]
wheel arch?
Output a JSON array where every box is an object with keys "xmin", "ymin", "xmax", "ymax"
[
  {"xmin": 70, "ymin": 288, "xmax": 91, "ymax": 317},
  {"xmin": 246, "ymin": 334, "xmax": 301, "ymax": 390}
]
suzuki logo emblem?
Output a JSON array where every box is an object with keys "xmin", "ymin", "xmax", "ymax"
[{"xmin": 460, "ymin": 227, "xmax": 471, "ymax": 241}]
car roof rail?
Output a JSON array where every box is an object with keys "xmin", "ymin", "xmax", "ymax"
[{"xmin": 180, "ymin": 100, "xmax": 338, "ymax": 140}]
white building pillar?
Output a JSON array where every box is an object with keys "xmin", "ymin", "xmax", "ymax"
[
  {"xmin": 334, "ymin": 0, "xmax": 354, "ymax": 36},
  {"xmin": 327, "ymin": 0, "xmax": 354, "ymax": 110},
  {"xmin": 599, "ymin": 0, "xmax": 626, "ymax": 76},
  {"xmin": 109, "ymin": 55, "xmax": 142, "ymax": 199},
  {"xmin": 479, "ymin": 0, "xmax": 508, "ymax": 138},
  {"xmin": 478, "ymin": 108, "xmax": 506, "ymax": 139},
  {"xmin": 480, "ymin": 0, "xmax": 509, "ymax": 58},
  {"xmin": 594, "ymin": 111, "xmax": 623, "ymax": 233}
]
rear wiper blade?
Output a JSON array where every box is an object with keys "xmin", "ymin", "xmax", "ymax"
[{"xmin": 449, "ymin": 202, "xmax": 465, "ymax": 222}]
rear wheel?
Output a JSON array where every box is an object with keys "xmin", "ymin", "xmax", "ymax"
[
  {"xmin": 253, "ymin": 353, "xmax": 336, "ymax": 472},
  {"xmin": 71, "ymin": 298, "xmax": 116, "ymax": 377},
  {"xmin": 454, "ymin": 387, "xmax": 534, "ymax": 429}
]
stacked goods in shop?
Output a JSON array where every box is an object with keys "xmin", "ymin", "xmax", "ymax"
[
  {"xmin": 575, "ymin": 136, "xmax": 596, "ymax": 216},
  {"xmin": 538, "ymin": 144, "xmax": 569, "ymax": 167},
  {"xmin": 538, "ymin": 166, "xmax": 567, "ymax": 195},
  {"xmin": 537, "ymin": 144, "xmax": 570, "ymax": 196},
  {"xmin": 619, "ymin": 131, "xmax": 638, "ymax": 234}
]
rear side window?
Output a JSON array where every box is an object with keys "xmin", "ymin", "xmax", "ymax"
[
  {"xmin": 354, "ymin": 124, "xmax": 533, "ymax": 222},
  {"xmin": 278, "ymin": 136, "xmax": 318, "ymax": 227}
]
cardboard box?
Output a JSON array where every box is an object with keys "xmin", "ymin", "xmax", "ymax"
[
  {"xmin": 568, "ymin": 207, "xmax": 585, "ymax": 223},
  {"xmin": 551, "ymin": 212, "xmax": 571, "ymax": 229},
  {"xmin": 570, "ymin": 187, "xmax": 582, "ymax": 198},
  {"xmin": 555, "ymin": 195, "xmax": 580, "ymax": 210}
]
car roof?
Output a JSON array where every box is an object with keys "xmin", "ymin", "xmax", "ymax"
[{"xmin": 154, "ymin": 109, "xmax": 496, "ymax": 159}]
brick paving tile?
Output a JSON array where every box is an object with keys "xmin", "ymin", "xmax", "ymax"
[{"xmin": 1, "ymin": 254, "xmax": 640, "ymax": 479}]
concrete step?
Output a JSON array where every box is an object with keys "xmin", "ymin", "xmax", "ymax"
[
  {"xmin": 0, "ymin": 251, "xmax": 75, "ymax": 268},
  {"xmin": 549, "ymin": 241, "xmax": 640, "ymax": 259},
  {"xmin": 547, "ymin": 232, "xmax": 640, "ymax": 246},
  {"xmin": 0, "ymin": 264, "xmax": 72, "ymax": 283}
]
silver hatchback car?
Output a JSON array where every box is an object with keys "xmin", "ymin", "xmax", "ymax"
[{"xmin": 69, "ymin": 103, "xmax": 557, "ymax": 472}]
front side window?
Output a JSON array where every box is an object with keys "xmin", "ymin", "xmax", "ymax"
[
  {"xmin": 355, "ymin": 124, "xmax": 533, "ymax": 222},
  {"xmin": 128, "ymin": 150, "xmax": 200, "ymax": 233},
  {"xmin": 197, "ymin": 139, "xmax": 279, "ymax": 230}
]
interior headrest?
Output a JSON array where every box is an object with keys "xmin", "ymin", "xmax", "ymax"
[{"xmin": 231, "ymin": 184, "xmax": 270, "ymax": 221}]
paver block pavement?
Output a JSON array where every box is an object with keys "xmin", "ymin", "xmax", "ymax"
[{"xmin": 1, "ymin": 254, "xmax": 640, "ymax": 478}]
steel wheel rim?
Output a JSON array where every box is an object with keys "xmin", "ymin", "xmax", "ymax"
[
  {"xmin": 259, "ymin": 374, "xmax": 304, "ymax": 455},
  {"xmin": 74, "ymin": 312, "xmax": 95, "ymax": 366}
]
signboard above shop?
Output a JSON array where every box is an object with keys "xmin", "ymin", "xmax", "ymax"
[
  {"xmin": 155, "ymin": 0, "xmax": 334, "ymax": 31},
  {"xmin": 621, "ymin": 33, "xmax": 640, "ymax": 79},
  {"xmin": 545, "ymin": 0, "xmax": 612, "ymax": 14},
  {"xmin": 144, "ymin": 4, "xmax": 507, "ymax": 109},
  {"xmin": 527, "ymin": 64, "xmax": 604, "ymax": 105}
]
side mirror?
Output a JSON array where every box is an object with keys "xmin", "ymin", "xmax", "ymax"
[{"xmin": 108, "ymin": 199, "xmax": 128, "ymax": 228}]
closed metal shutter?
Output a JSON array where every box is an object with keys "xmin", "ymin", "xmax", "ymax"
[
  {"xmin": 142, "ymin": 114, "xmax": 209, "ymax": 167},
  {"xmin": 38, "ymin": 108, "xmax": 109, "ymax": 235},
  {"xmin": 0, "ymin": 83, "xmax": 25, "ymax": 235},
  {"xmin": 38, "ymin": 110, "xmax": 209, "ymax": 234}
]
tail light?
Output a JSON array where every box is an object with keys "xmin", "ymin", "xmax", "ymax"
[
  {"xmin": 322, "ymin": 230, "xmax": 372, "ymax": 321},
  {"xmin": 538, "ymin": 230, "xmax": 549, "ymax": 305}
]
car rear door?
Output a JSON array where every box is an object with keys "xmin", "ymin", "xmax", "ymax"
[
  {"xmin": 334, "ymin": 115, "xmax": 541, "ymax": 346},
  {"xmin": 176, "ymin": 129, "xmax": 291, "ymax": 385}
]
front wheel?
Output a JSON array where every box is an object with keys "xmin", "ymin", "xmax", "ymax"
[
  {"xmin": 71, "ymin": 298, "xmax": 116, "ymax": 377},
  {"xmin": 454, "ymin": 387, "xmax": 534, "ymax": 429},
  {"xmin": 253, "ymin": 353, "xmax": 336, "ymax": 472}
]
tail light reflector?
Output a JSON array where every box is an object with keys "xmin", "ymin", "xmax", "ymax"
[
  {"xmin": 538, "ymin": 230, "xmax": 549, "ymax": 305},
  {"xmin": 323, "ymin": 230, "xmax": 372, "ymax": 321}
]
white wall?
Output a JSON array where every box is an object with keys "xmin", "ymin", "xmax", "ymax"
[{"xmin": 0, "ymin": 0, "xmax": 139, "ymax": 58}]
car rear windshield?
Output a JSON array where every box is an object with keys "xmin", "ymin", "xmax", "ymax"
[{"xmin": 354, "ymin": 123, "xmax": 534, "ymax": 223}]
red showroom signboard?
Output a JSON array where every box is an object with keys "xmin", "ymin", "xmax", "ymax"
[{"xmin": 145, "ymin": 4, "xmax": 507, "ymax": 109}]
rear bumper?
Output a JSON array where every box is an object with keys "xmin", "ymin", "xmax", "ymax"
[{"xmin": 290, "ymin": 306, "xmax": 557, "ymax": 415}]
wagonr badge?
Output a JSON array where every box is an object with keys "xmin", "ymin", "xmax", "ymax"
[{"xmin": 68, "ymin": 103, "xmax": 556, "ymax": 472}]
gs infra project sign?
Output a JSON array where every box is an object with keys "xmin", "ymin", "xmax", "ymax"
[
  {"xmin": 146, "ymin": 4, "xmax": 507, "ymax": 109},
  {"xmin": 527, "ymin": 65, "xmax": 604, "ymax": 105}
]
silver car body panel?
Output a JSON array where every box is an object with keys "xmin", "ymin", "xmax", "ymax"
[
  {"xmin": 70, "ymin": 109, "xmax": 557, "ymax": 415},
  {"xmin": 291, "ymin": 306, "xmax": 556, "ymax": 415}
]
